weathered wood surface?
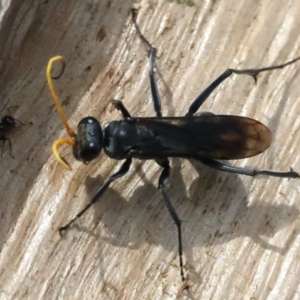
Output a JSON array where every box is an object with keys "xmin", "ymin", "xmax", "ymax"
[{"xmin": 0, "ymin": 0, "xmax": 299, "ymax": 299}]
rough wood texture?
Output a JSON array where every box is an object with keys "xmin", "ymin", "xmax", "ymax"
[{"xmin": 0, "ymin": 0, "xmax": 299, "ymax": 299}]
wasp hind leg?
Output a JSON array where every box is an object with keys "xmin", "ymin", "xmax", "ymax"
[{"xmin": 199, "ymin": 158, "xmax": 299, "ymax": 178}]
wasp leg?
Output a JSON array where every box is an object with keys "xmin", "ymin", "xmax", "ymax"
[
  {"xmin": 186, "ymin": 56, "xmax": 300, "ymax": 116},
  {"xmin": 148, "ymin": 47, "xmax": 162, "ymax": 117},
  {"xmin": 199, "ymin": 158, "xmax": 299, "ymax": 178},
  {"xmin": 111, "ymin": 99, "xmax": 132, "ymax": 119},
  {"xmin": 59, "ymin": 158, "xmax": 132, "ymax": 235},
  {"xmin": 155, "ymin": 158, "xmax": 186, "ymax": 283},
  {"xmin": 131, "ymin": 9, "xmax": 162, "ymax": 117}
]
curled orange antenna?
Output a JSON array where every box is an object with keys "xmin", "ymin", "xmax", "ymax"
[
  {"xmin": 47, "ymin": 56, "xmax": 76, "ymax": 169},
  {"xmin": 46, "ymin": 56, "xmax": 75, "ymax": 138},
  {"xmin": 52, "ymin": 138, "xmax": 75, "ymax": 170}
]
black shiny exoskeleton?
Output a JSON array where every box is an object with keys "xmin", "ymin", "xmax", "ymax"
[
  {"xmin": 0, "ymin": 115, "xmax": 16, "ymax": 158},
  {"xmin": 0, "ymin": 107, "xmax": 31, "ymax": 158},
  {"xmin": 73, "ymin": 117, "xmax": 103, "ymax": 163},
  {"xmin": 49, "ymin": 9, "xmax": 300, "ymax": 285}
]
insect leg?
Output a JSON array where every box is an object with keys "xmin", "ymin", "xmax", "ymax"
[
  {"xmin": 0, "ymin": 137, "xmax": 14, "ymax": 159},
  {"xmin": 186, "ymin": 56, "xmax": 300, "ymax": 116},
  {"xmin": 149, "ymin": 48, "xmax": 162, "ymax": 117},
  {"xmin": 111, "ymin": 99, "xmax": 132, "ymax": 118},
  {"xmin": 6, "ymin": 106, "xmax": 19, "ymax": 115},
  {"xmin": 59, "ymin": 158, "xmax": 132, "ymax": 235},
  {"xmin": 5, "ymin": 106, "xmax": 32, "ymax": 127},
  {"xmin": 131, "ymin": 9, "xmax": 162, "ymax": 117},
  {"xmin": 155, "ymin": 158, "xmax": 186, "ymax": 282},
  {"xmin": 14, "ymin": 119, "xmax": 32, "ymax": 127},
  {"xmin": 199, "ymin": 158, "xmax": 300, "ymax": 178}
]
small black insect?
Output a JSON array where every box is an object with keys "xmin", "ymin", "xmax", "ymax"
[
  {"xmin": 47, "ymin": 9, "xmax": 299, "ymax": 285},
  {"xmin": 0, "ymin": 106, "xmax": 31, "ymax": 158}
]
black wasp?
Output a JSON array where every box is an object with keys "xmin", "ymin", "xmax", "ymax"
[
  {"xmin": 0, "ymin": 106, "xmax": 31, "ymax": 158},
  {"xmin": 47, "ymin": 9, "xmax": 300, "ymax": 284}
]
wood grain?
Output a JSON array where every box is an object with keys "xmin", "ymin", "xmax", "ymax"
[{"xmin": 0, "ymin": 0, "xmax": 299, "ymax": 299}]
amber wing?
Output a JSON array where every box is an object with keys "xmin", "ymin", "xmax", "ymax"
[{"xmin": 135, "ymin": 115, "xmax": 272, "ymax": 160}]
